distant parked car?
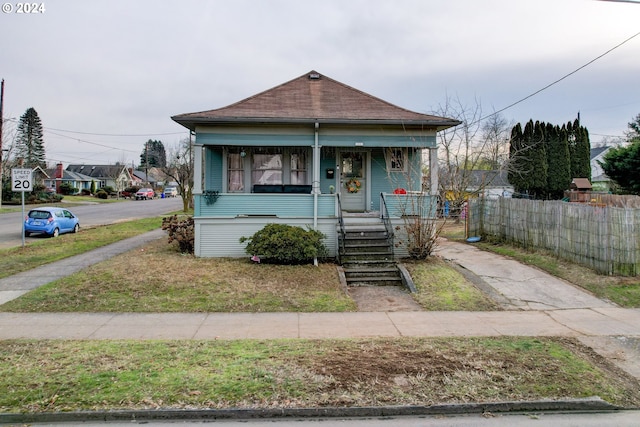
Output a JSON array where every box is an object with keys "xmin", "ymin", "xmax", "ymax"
[
  {"xmin": 24, "ymin": 207, "xmax": 79, "ymax": 238},
  {"xmin": 120, "ymin": 186, "xmax": 139, "ymax": 199},
  {"xmin": 163, "ymin": 186, "xmax": 178, "ymax": 198},
  {"xmin": 135, "ymin": 188, "xmax": 155, "ymax": 200}
]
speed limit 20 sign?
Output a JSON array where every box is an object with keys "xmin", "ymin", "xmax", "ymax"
[{"xmin": 11, "ymin": 168, "xmax": 33, "ymax": 192}]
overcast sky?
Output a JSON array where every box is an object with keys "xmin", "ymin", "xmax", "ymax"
[{"xmin": 1, "ymin": 0, "xmax": 639, "ymax": 167}]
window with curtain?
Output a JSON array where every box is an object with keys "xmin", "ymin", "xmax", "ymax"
[
  {"xmin": 386, "ymin": 148, "xmax": 407, "ymax": 172},
  {"xmin": 290, "ymin": 151, "xmax": 307, "ymax": 184},
  {"xmin": 228, "ymin": 152, "xmax": 244, "ymax": 192},
  {"xmin": 252, "ymin": 151, "xmax": 283, "ymax": 185}
]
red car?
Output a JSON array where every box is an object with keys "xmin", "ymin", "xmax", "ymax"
[{"xmin": 135, "ymin": 188, "xmax": 155, "ymax": 200}]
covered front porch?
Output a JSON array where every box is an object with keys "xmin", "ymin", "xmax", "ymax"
[{"xmin": 172, "ymin": 70, "xmax": 460, "ymax": 259}]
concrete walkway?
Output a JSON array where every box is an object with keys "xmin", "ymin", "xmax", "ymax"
[
  {"xmin": 0, "ymin": 231, "xmax": 639, "ymax": 379},
  {"xmin": 435, "ymin": 239, "xmax": 616, "ymax": 310},
  {"xmin": 0, "ymin": 308, "xmax": 638, "ymax": 340},
  {"xmin": 0, "ymin": 229, "xmax": 166, "ymax": 305}
]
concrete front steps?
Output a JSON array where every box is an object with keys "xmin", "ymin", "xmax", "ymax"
[{"xmin": 338, "ymin": 215, "xmax": 403, "ymax": 287}]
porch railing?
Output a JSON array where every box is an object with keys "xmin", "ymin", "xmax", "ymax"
[
  {"xmin": 336, "ymin": 193, "xmax": 346, "ymax": 262},
  {"xmin": 379, "ymin": 193, "xmax": 395, "ymax": 250}
]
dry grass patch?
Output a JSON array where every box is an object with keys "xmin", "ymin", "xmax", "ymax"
[
  {"xmin": 0, "ymin": 239, "xmax": 356, "ymax": 313},
  {"xmin": 1, "ymin": 337, "xmax": 638, "ymax": 413},
  {"xmin": 406, "ymin": 257, "xmax": 500, "ymax": 311}
]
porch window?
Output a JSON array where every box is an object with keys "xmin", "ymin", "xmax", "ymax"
[
  {"xmin": 290, "ymin": 151, "xmax": 307, "ymax": 184},
  {"xmin": 228, "ymin": 152, "xmax": 244, "ymax": 192},
  {"xmin": 386, "ymin": 148, "xmax": 407, "ymax": 172},
  {"xmin": 252, "ymin": 150, "xmax": 283, "ymax": 185}
]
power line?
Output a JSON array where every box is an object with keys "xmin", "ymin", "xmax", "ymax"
[
  {"xmin": 3, "ymin": 117, "xmax": 186, "ymax": 138},
  {"xmin": 45, "ymin": 130, "xmax": 139, "ymax": 153},
  {"xmin": 44, "ymin": 126, "xmax": 186, "ymax": 137},
  {"xmin": 466, "ymin": 30, "xmax": 640, "ymax": 128}
]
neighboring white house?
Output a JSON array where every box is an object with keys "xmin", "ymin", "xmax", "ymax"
[
  {"xmin": 467, "ymin": 170, "xmax": 513, "ymax": 198},
  {"xmin": 590, "ymin": 146, "xmax": 613, "ymax": 192},
  {"xmin": 66, "ymin": 164, "xmax": 133, "ymax": 192}
]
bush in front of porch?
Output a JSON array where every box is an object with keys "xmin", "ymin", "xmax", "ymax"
[{"xmin": 240, "ymin": 223, "xmax": 327, "ymax": 265}]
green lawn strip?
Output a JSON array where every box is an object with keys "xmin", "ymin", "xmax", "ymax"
[
  {"xmin": 0, "ymin": 337, "xmax": 637, "ymax": 413},
  {"xmin": 406, "ymin": 258, "xmax": 500, "ymax": 311},
  {"xmin": 475, "ymin": 242, "xmax": 640, "ymax": 308},
  {"xmin": 0, "ymin": 217, "xmax": 163, "ymax": 280},
  {"xmin": 0, "ymin": 240, "xmax": 357, "ymax": 313}
]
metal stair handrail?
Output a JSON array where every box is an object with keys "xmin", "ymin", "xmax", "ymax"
[
  {"xmin": 379, "ymin": 192, "xmax": 395, "ymax": 254},
  {"xmin": 336, "ymin": 193, "xmax": 346, "ymax": 262}
]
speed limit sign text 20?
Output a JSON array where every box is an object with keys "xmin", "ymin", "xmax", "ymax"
[{"xmin": 11, "ymin": 168, "xmax": 33, "ymax": 192}]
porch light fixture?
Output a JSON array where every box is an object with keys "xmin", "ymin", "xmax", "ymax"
[{"xmin": 240, "ymin": 149, "xmax": 247, "ymax": 158}]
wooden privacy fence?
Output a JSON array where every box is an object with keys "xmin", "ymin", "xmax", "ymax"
[{"xmin": 467, "ymin": 198, "xmax": 639, "ymax": 276}]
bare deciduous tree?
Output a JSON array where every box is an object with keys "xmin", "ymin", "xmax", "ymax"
[
  {"xmin": 480, "ymin": 111, "xmax": 512, "ymax": 170},
  {"xmin": 432, "ymin": 96, "xmax": 511, "ymax": 221},
  {"xmin": 162, "ymin": 136, "xmax": 194, "ymax": 212}
]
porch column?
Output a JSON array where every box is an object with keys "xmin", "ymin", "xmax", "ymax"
[
  {"xmin": 429, "ymin": 147, "xmax": 438, "ymax": 195},
  {"xmin": 312, "ymin": 122, "xmax": 320, "ymax": 195},
  {"xmin": 193, "ymin": 144, "xmax": 203, "ymax": 194}
]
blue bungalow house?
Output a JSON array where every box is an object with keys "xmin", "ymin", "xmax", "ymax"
[{"xmin": 172, "ymin": 71, "xmax": 459, "ymax": 259}]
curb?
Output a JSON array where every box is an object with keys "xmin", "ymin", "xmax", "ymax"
[{"xmin": 0, "ymin": 397, "xmax": 621, "ymax": 424}]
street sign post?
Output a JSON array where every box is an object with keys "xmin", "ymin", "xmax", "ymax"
[{"xmin": 12, "ymin": 168, "xmax": 32, "ymax": 247}]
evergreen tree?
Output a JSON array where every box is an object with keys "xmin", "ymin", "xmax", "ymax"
[
  {"xmin": 600, "ymin": 140, "xmax": 640, "ymax": 195},
  {"xmin": 528, "ymin": 120, "xmax": 548, "ymax": 197},
  {"xmin": 571, "ymin": 119, "xmax": 591, "ymax": 179},
  {"xmin": 15, "ymin": 107, "xmax": 46, "ymax": 168},
  {"xmin": 509, "ymin": 118, "xmax": 587, "ymax": 199},
  {"xmin": 545, "ymin": 124, "xmax": 571, "ymax": 199},
  {"xmin": 508, "ymin": 122, "xmax": 527, "ymax": 193},
  {"xmin": 626, "ymin": 113, "xmax": 640, "ymax": 142},
  {"xmin": 567, "ymin": 119, "xmax": 591, "ymax": 179},
  {"xmin": 599, "ymin": 115, "xmax": 640, "ymax": 194},
  {"xmin": 140, "ymin": 139, "xmax": 167, "ymax": 168}
]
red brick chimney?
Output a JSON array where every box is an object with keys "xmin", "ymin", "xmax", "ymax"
[{"xmin": 55, "ymin": 163, "xmax": 64, "ymax": 193}]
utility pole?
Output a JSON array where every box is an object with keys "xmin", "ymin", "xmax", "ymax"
[
  {"xmin": 0, "ymin": 79, "xmax": 5, "ymax": 209},
  {"xmin": 145, "ymin": 140, "xmax": 149, "ymax": 186}
]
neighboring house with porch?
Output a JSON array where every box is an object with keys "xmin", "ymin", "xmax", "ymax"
[
  {"xmin": 30, "ymin": 165, "xmax": 49, "ymax": 189},
  {"xmin": 44, "ymin": 163, "xmax": 94, "ymax": 193},
  {"xmin": 66, "ymin": 164, "xmax": 133, "ymax": 193},
  {"xmin": 172, "ymin": 71, "xmax": 459, "ymax": 260}
]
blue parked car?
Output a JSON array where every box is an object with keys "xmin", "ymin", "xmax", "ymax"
[{"xmin": 24, "ymin": 207, "xmax": 80, "ymax": 237}]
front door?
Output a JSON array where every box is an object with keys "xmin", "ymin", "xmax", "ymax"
[{"xmin": 340, "ymin": 151, "xmax": 366, "ymax": 212}]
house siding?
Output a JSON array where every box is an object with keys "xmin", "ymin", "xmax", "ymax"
[
  {"xmin": 196, "ymin": 218, "xmax": 338, "ymax": 258},
  {"xmin": 197, "ymin": 131, "xmax": 314, "ymax": 147},
  {"xmin": 195, "ymin": 194, "xmax": 336, "ymax": 217},
  {"xmin": 195, "ymin": 126, "xmax": 436, "ymax": 149},
  {"xmin": 205, "ymin": 148, "xmax": 224, "ymax": 192}
]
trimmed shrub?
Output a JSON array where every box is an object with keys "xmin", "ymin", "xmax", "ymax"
[
  {"xmin": 60, "ymin": 182, "xmax": 79, "ymax": 195},
  {"xmin": 162, "ymin": 215, "xmax": 195, "ymax": 254},
  {"xmin": 239, "ymin": 223, "xmax": 327, "ymax": 264},
  {"xmin": 95, "ymin": 190, "xmax": 109, "ymax": 199}
]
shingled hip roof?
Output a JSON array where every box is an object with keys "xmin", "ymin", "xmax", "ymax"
[{"xmin": 172, "ymin": 70, "xmax": 460, "ymax": 130}]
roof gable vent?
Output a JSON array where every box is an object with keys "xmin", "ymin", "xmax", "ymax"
[{"xmin": 309, "ymin": 72, "xmax": 320, "ymax": 80}]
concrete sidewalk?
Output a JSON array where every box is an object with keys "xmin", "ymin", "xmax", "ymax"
[
  {"xmin": 0, "ymin": 308, "xmax": 638, "ymax": 340},
  {"xmin": 0, "ymin": 231, "xmax": 639, "ymax": 379}
]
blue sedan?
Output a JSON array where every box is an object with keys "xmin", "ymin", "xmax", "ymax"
[{"xmin": 24, "ymin": 207, "xmax": 80, "ymax": 237}]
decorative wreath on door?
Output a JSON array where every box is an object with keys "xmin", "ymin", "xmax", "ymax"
[{"xmin": 345, "ymin": 178, "xmax": 362, "ymax": 193}]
